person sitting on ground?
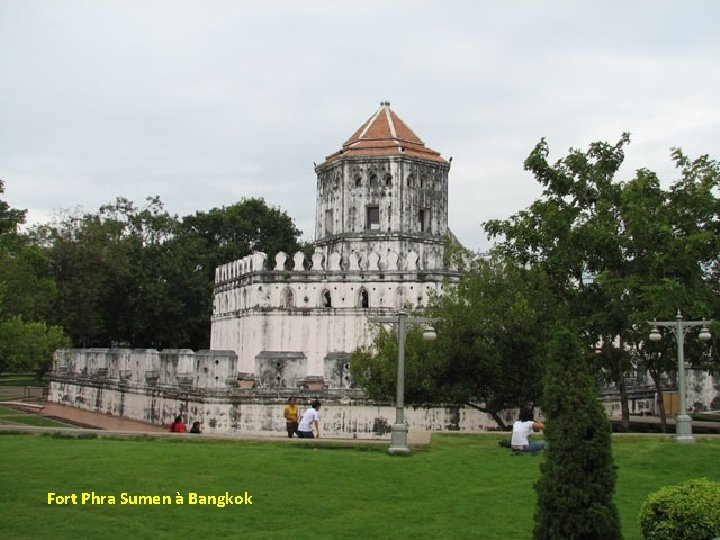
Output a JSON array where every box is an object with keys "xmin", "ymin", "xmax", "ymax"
[
  {"xmin": 169, "ymin": 415, "xmax": 187, "ymax": 433},
  {"xmin": 510, "ymin": 407, "xmax": 546, "ymax": 453},
  {"xmin": 190, "ymin": 421, "xmax": 201, "ymax": 434},
  {"xmin": 297, "ymin": 400, "xmax": 321, "ymax": 439}
]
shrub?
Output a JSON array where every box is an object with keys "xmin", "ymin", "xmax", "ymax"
[
  {"xmin": 639, "ymin": 478, "xmax": 720, "ymax": 540},
  {"xmin": 533, "ymin": 328, "xmax": 621, "ymax": 540}
]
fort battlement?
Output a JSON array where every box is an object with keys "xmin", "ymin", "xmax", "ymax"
[
  {"xmin": 52, "ymin": 348, "xmax": 237, "ymax": 390},
  {"xmin": 214, "ymin": 248, "xmax": 453, "ymax": 284},
  {"xmin": 212, "ymin": 250, "xmax": 458, "ymax": 317},
  {"xmin": 48, "ymin": 348, "xmax": 502, "ymax": 437}
]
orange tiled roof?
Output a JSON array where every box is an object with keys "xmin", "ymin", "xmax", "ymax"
[{"xmin": 323, "ymin": 102, "xmax": 447, "ymax": 164}]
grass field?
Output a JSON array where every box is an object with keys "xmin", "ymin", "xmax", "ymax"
[
  {"xmin": 0, "ymin": 373, "xmax": 47, "ymax": 387},
  {"xmin": 0, "ymin": 405, "xmax": 75, "ymax": 428},
  {"xmin": 0, "ymin": 433, "xmax": 718, "ymax": 540}
]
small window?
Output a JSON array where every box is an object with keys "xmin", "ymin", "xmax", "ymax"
[
  {"xmin": 384, "ymin": 174, "xmax": 392, "ymax": 187},
  {"xmin": 283, "ymin": 288, "xmax": 295, "ymax": 308},
  {"xmin": 407, "ymin": 174, "xmax": 414, "ymax": 188},
  {"xmin": 360, "ymin": 289, "xmax": 369, "ymax": 309},
  {"xmin": 325, "ymin": 209, "xmax": 333, "ymax": 236},
  {"xmin": 367, "ymin": 206, "xmax": 380, "ymax": 230},
  {"xmin": 419, "ymin": 208, "xmax": 431, "ymax": 232},
  {"xmin": 323, "ymin": 290, "xmax": 332, "ymax": 308},
  {"xmin": 419, "ymin": 175, "xmax": 426, "ymax": 189},
  {"xmin": 369, "ymin": 174, "xmax": 379, "ymax": 189},
  {"xmin": 354, "ymin": 176, "xmax": 361, "ymax": 188}
]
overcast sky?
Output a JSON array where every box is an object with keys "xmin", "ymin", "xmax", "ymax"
[{"xmin": 1, "ymin": 1, "xmax": 718, "ymax": 251}]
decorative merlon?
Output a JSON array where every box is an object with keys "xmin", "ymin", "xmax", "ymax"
[{"xmin": 215, "ymin": 248, "xmax": 451, "ymax": 284}]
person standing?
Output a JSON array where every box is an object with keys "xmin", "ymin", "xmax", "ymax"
[
  {"xmin": 297, "ymin": 400, "xmax": 321, "ymax": 439},
  {"xmin": 284, "ymin": 396, "xmax": 299, "ymax": 438}
]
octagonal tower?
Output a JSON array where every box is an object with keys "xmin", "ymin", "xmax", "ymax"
[{"xmin": 314, "ymin": 101, "xmax": 450, "ymax": 270}]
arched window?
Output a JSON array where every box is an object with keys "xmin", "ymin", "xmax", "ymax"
[
  {"xmin": 369, "ymin": 174, "xmax": 379, "ymax": 189},
  {"xmin": 359, "ymin": 288, "xmax": 369, "ymax": 309},
  {"xmin": 384, "ymin": 174, "xmax": 392, "ymax": 187},
  {"xmin": 407, "ymin": 174, "xmax": 415, "ymax": 188},
  {"xmin": 395, "ymin": 286, "xmax": 409, "ymax": 309},
  {"xmin": 322, "ymin": 290, "xmax": 332, "ymax": 308},
  {"xmin": 354, "ymin": 176, "xmax": 362, "ymax": 188},
  {"xmin": 283, "ymin": 287, "xmax": 295, "ymax": 308}
]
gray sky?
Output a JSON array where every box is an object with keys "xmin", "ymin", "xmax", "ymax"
[{"xmin": 1, "ymin": 1, "xmax": 718, "ymax": 251}]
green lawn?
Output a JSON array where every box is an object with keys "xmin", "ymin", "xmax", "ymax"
[
  {"xmin": 0, "ymin": 373, "xmax": 48, "ymax": 386},
  {"xmin": 0, "ymin": 433, "xmax": 718, "ymax": 540},
  {"xmin": 0, "ymin": 405, "xmax": 76, "ymax": 428}
]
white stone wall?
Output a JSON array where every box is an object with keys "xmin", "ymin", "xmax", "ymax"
[
  {"xmin": 314, "ymin": 157, "xmax": 449, "ymax": 245},
  {"xmin": 687, "ymin": 369, "xmax": 720, "ymax": 411},
  {"xmin": 52, "ymin": 349, "xmax": 237, "ymax": 389},
  {"xmin": 212, "ymin": 310, "xmax": 370, "ymax": 376},
  {"xmin": 49, "ymin": 348, "xmax": 503, "ymax": 436},
  {"xmin": 47, "ymin": 384, "xmax": 499, "ymax": 437},
  {"xmin": 211, "ymin": 248, "xmax": 454, "ymax": 379}
]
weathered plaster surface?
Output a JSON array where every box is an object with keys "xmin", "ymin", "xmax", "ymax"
[{"xmin": 49, "ymin": 349, "xmax": 499, "ymax": 436}]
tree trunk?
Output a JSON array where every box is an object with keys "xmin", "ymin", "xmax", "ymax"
[
  {"xmin": 611, "ymin": 336, "xmax": 630, "ymax": 432},
  {"xmin": 617, "ymin": 373, "xmax": 631, "ymax": 432},
  {"xmin": 465, "ymin": 403, "xmax": 507, "ymax": 430},
  {"xmin": 490, "ymin": 411, "xmax": 507, "ymax": 430},
  {"xmin": 649, "ymin": 364, "xmax": 668, "ymax": 432}
]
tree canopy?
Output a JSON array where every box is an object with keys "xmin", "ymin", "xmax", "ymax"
[
  {"xmin": 351, "ymin": 257, "xmax": 563, "ymax": 428},
  {"xmin": 0, "ymin": 194, "xmax": 303, "ymax": 360},
  {"xmin": 353, "ymin": 135, "xmax": 719, "ymax": 429},
  {"xmin": 486, "ymin": 136, "xmax": 719, "ymax": 429}
]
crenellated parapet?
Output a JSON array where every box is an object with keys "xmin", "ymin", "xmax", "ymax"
[
  {"xmin": 211, "ymin": 249, "xmax": 458, "ymax": 317},
  {"xmin": 52, "ymin": 348, "xmax": 237, "ymax": 390},
  {"xmin": 215, "ymin": 248, "xmax": 455, "ymax": 284}
]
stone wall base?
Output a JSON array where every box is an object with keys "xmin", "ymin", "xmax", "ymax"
[{"xmin": 47, "ymin": 380, "xmax": 501, "ymax": 438}]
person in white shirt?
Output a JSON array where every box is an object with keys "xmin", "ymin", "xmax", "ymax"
[
  {"xmin": 297, "ymin": 400, "xmax": 321, "ymax": 439},
  {"xmin": 510, "ymin": 408, "xmax": 546, "ymax": 453}
]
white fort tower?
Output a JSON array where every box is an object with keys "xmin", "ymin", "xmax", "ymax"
[{"xmin": 210, "ymin": 102, "xmax": 457, "ymax": 390}]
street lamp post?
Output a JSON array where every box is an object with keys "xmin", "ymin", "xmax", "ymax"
[
  {"xmin": 368, "ymin": 309, "xmax": 437, "ymax": 454},
  {"xmin": 648, "ymin": 309, "xmax": 712, "ymax": 443}
]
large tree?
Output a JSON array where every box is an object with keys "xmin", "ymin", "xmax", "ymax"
[
  {"xmin": 181, "ymin": 197, "xmax": 303, "ymax": 273},
  {"xmin": 40, "ymin": 196, "xmax": 303, "ymax": 350},
  {"xmin": 0, "ymin": 179, "xmax": 27, "ymax": 241},
  {"xmin": 351, "ymin": 257, "xmax": 561, "ymax": 428},
  {"xmin": 486, "ymin": 136, "xmax": 719, "ymax": 430},
  {"xmin": 0, "ymin": 180, "xmax": 71, "ymax": 376},
  {"xmin": 41, "ymin": 207, "xmax": 136, "ymax": 348},
  {"xmin": 0, "ymin": 231, "xmax": 56, "ymax": 322},
  {"xmin": 0, "ymin": 316, "xmax": 71, "ymax": 376}
]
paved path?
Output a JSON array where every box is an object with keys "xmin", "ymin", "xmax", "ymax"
[
  {"xmin": 41, "ymin": 403, "xmax": 167, "ymax": 432},
  {"xmin": 610, "ymin": 414, "xmax": 720, "ymax": 434}
]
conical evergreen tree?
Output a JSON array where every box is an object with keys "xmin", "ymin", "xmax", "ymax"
[{"xmin": 533, "ymin": 328, "xmax": 621, "ymax": 540}]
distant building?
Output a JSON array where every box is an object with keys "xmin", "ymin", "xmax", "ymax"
[{"xmin": 210, "ymin": 102, "xmax": 459, "ymax": 389}]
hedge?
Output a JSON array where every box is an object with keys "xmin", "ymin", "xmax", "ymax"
[{"xmin": 639, "ymin": 478, "xmax": 720, "ymax": 540}]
